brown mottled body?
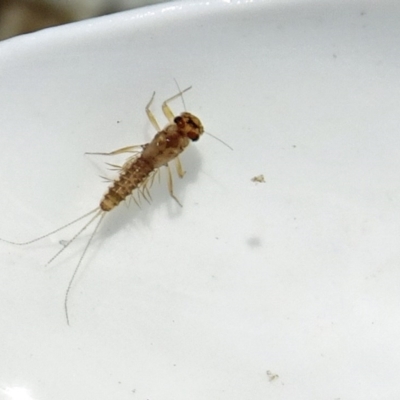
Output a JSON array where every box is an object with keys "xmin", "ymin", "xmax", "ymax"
[
  {"xmin": 0, "ymin": 87, "xmax": 205, "ymax": 325},
  {"xmin": 100, "ymin": 111, "xmax": 203, "ymax": 211}
]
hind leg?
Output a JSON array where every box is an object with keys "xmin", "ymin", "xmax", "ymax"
[
  {"xmin": 175, "ymin": 156, "xmax": 185, "ymax": 178},
  {"xmin": 167, "ymin": 163, "xmax": 183, "ymax": 207},
  {"xmin": 85, "ymin": 145, "xmax": 144, "ymax": 157}
]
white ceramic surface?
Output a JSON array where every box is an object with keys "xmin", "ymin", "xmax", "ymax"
[{"xmin": 1, "ymin": 0, "xmax": 400, "ymax": 399}]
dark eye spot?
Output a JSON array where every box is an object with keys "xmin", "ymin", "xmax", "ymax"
[
  {"xmin": 188, "ymin": 131, "xmax": 199, "ymax": 141},
  {"xmin": 174, "ymin": 116, "xmax": 184, "ymax": 128},
  {"xmin": 187, "ymin": 119, "xmax": 197, "ymax": 129}
]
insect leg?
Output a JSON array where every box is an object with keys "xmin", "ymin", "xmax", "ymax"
[
  {"xmin": 138, "ymin": 176, "xmax": 152, "ymax": 204},
  {"xmin": 86, "ymin": 145, "xmax": 144, "ymax": 157},
  {"xmin": 166, "ymin": 163, "xmax": 182, "ymax": 207},
  {"xmin": 146, "ymin": 91, "xmax": 161, "ymax": 131},
  {"xmin": 162, "ymin": 86, "xmax": 192, "ymax": 122},
  {"xmin": 175, "ymin": 156, "xmax": 185, "ymax": 178}
]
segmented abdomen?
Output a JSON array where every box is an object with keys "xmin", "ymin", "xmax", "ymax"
[{"xmin": 100, "ymin": 157, "xmax": 153, "ymax": 212}]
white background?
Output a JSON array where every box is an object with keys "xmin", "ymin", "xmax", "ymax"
[{"xmin": 0, "ymin": 1, "xmax": 399, "ymax": 399}]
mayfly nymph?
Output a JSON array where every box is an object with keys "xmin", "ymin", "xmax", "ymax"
[{"xmin": 0, "ymin": 86, "xmax": 204, "ymax": 324}]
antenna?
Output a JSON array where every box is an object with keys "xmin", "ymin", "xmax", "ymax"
[
  {"xmin": 173, "ymin": 79, "xmax": 233, "ymax": 150},
  {"xmin": 205, "ymin": 131, "xmax": 233, "ymax": 150},
  {"xmin": 174, "ymin": 78, "xmax": 187, "ymax": 111}
]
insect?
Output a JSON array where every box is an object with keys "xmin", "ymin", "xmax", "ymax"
[{"xmin": 0, "ymin": 86, "xmax": 204, "ymax": 325}]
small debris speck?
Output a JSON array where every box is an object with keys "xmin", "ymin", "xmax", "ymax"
[
  {"xmin": 251, "ymin": 174, "xmax": 265, "ymax": 183},
  {"xmin": 266, "ymin": 370, "xmax": 279, "ymax": 382}
]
